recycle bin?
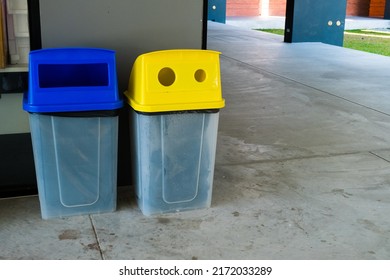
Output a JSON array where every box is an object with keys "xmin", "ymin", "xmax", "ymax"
[
  {"xmin": 23, "ymin": 48, "xmax": 123, "ymax": 219},
  {"xmin": 124, "ymin": 49, "xmax": 225, "ymax": 216}
]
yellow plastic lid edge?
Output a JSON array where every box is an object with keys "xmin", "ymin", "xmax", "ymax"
[{"xmin": 128, "ymin": 98, "xmax": 225, "ymax": 113}]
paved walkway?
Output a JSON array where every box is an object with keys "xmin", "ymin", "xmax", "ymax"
[{"xmin": 226, "ymin": 16, "xmax": 390, "ymax": 30}]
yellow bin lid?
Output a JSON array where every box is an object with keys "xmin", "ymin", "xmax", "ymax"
[{"xmin": 124, "ymin": 49, "xmax": 225, "ymax": 113}]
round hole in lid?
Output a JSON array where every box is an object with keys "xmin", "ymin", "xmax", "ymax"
[
  {"xmin": 158, "ymin": 67, "xmax": 176, "ymax": 87},
  {"xmin": 194, "ymin": 69, "xmax": 206, "ymax": 83}
]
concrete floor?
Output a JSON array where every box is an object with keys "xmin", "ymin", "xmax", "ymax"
[
  {"xmin": 226, "ymin": 15, "xmax": 390, "ymax": 30},
  {"xmin": 2, "ymin": 20, "xmax": 390, "ymax": 260}
]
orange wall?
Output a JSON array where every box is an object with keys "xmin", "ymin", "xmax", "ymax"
[
  {"xmin": 348, "ymin": 0, "xmax": 371, "ymax": 16},
  {"xmin": 369, "ymin": 0, "xmax": 386, "ymax": 17},
  {"xmin": 226, "ymin": 0, "xmax": 260, "ymax": 16},
  {"xmin": 227, "ymin": 0, "xmax": 375, "ymax": 17},
  {"xmin": 269, "ymin": 0, "xmax": 286, "ymax": 16}
]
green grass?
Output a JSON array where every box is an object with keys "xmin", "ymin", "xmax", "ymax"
[
  {"xmin": 346, "ymin": 29, "xmax": 390, "ymax": 36},
  {"xmin": 344, "ymin": 32, "xmax": 390, "ymax": 56},
  {"xmin": 256, "ymin": 29, "xmax": 285, "ymax": 36},
  {"xmin": 256, "ymin": 29, "xmax": 390, "ymax": 57}
]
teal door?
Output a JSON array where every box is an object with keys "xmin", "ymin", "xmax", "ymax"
[
  {"xmin": 208, "ymin": 0, "xmax": 226, "ymax": 23},
  {"xmin": 285, "ymin": 0, "xmax": 347, "ymax": 46},
  {"xmin": 385, "ymin": 0, "xmax": 390, "ymax": 19}
]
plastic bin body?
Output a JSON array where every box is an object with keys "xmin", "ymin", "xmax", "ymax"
[
  {"xmin": 23, "ymin": 48, "xmax": 122, "ymax": 219},
  {"xmin": 29, "ymin": 114, "xmax": 118, "ymax": 219},
  {"xmin": 125, "ymin": 49, "xmax": 224, "ymax": 215},
  {"xmin": 131, "ymin": 110, "xmax": 219, "ymax": 215}
]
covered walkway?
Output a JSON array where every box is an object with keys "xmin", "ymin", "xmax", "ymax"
[{"xmin": 1, "ymin": 21, "xmax": 390, "ymax": 259}]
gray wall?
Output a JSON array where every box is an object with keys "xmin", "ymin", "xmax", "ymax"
[
  {"xmin": 0, "ymin": 93, "xmax": 29, "ymax": 134},
  {"xmin": 0, "ymin": 1, "xmax": 205, "ymax": 193},
  {"xmin": 39, "ymin": 0, "xmax": 205, "ymax": 92},
  {"xmin": 38, "ymin": 0, "xmax": 206, "ymax": 186}
]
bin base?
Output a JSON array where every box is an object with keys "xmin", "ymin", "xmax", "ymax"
[
  {"xmin": 131, "ymin": 110, "xmax": 219, "ymax": 216},
  {"xmin": 29, "ymin": 114, "xmax": 118, "ymax": 219}
]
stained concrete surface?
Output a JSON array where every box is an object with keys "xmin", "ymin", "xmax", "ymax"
[{"xmin": 1, "ymin": 20, "xmax": 390, "ymax": 260}]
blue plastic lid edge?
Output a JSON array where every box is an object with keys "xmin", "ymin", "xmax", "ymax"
[{"xmin": 23, "ymin": 93, "xmax": 124, "ymax": 113}]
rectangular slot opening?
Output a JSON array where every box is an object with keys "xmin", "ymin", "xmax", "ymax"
[{"xmin": 38, "ymin": 63, "xmax": 109, "ymax": 88}]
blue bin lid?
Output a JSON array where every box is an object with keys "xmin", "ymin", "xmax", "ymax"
[{"xmin": 23, "ymin": 48, "xmax": 123, "ymax": 113}]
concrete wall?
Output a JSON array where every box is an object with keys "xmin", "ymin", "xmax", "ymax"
[
  {"xmin": 0, "ymin": 0, "xmax": 206, "ymax": 193},
  {"xmin": 39, "ymin": 0, "xmax": 205, "ymax": 92}
]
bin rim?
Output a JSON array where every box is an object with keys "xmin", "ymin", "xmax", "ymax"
[
  {"xmin": 124, "ymin": 91, "xmax": 224, "ymax": 113},
  {"xmin": 29, "ymin": 47, "xmax": 116, "ymax": 55},
  {"xmin": 135, "ymin": 48, "xmax": 221, "ymax": 56},
  {"xmin": 23, "ymin": 92, "xmax": 124, "ymax": 113}
]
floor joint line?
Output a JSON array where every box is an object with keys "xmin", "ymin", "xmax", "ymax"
[{"xmin": 89, "ymin": 215, "xmax": 104, "ymax": 260}]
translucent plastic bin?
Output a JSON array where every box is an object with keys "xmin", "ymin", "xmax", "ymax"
[
  {"xmin": 23, "ymin": 48, "xmax": 122, "ymax": 219},
  {"xmin": 131, "ymin": 110, "xmax": 219, "ymax": 215},
  {"xmin": 125, "ymin": 49, "xmax": 224, "ymax": 215},
  {"xmin": 29, "ymin": 113, "xmax": 118, "ymax": 219}
]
